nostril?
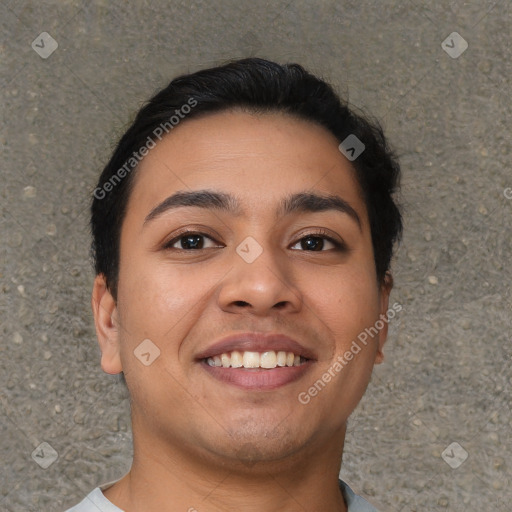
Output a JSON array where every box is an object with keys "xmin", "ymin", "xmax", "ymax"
[{"xmin": 233, "ymin": 300, "xmax": 250, "ymax": 307}]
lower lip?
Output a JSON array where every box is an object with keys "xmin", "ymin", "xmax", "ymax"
[{"xmin": 200, "ymin": 360, "xmax": 315, "ymax": 390}]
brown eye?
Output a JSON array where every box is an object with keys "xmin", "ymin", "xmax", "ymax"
[
  {"xmin": 290, "ymin": 232, "xmax": 345, "ymax": 252},
  {"xmin": 164, "ymin": 232, "xmax": 222, "ymax": 250}
]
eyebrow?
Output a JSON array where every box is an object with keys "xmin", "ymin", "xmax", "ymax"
[{"xmin": 143, "ymin": 189, "xmax": 362, "ymax": 230}]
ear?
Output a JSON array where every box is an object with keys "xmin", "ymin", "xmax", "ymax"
[
  {"xmin": 91, "ymin": 274, "xmax": 123, "ymax": 374},
  {"xmin": 375, "ymin": 271, "xmax": 393, "ymax": 364}
]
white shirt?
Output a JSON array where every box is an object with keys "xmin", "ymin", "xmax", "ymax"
[{"xmin": 65, "ymin": 478, "xmax": 378, "ymax": 511}]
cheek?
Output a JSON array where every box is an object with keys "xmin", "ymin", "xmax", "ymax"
[
  {"xmin": 307, "ymin": 263, "xmax": 380, "ymax": 347},
  {"xmin": 118, "ymin": 266, "xmax": 196, "ymax": 338},
  {"xmin": 115, "ymin": 260, "xmax": 201, "ymax": 401},
  {"xmin": 302, "ymin": 262, "xmax": 380, "ymax": 418},
  {"xmin": 117, "ymin": 252, "xmax": 225, "ymax": 346}
]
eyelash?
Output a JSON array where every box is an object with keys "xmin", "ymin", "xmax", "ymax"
[{"xmin": 163, "ymin": 229, "xmax": 345, "ymax": 251}]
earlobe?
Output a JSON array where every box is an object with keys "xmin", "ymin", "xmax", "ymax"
[
  {"xmin": 375, "ymin": 271, "xmax": 393, "ymax": 364},
  {"xmin": 91, "ymin": 275, "xmax": 123, "ymax": 374}
]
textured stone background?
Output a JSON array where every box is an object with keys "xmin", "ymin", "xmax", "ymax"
[{"xmin": 1, "ymin": 1, "xmax": 511, "ymax": 511}]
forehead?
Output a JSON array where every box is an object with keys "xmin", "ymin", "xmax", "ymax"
[{"xmin": 125, "ymin": 110, "xmax": 367, "ymax": 224}]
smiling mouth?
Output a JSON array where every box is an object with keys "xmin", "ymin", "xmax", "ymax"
[
  {"xmin": 203, "ymin": 350, "xmax": 309, "ymax": 369},
  {"xmin": 200, "ymin": 350, "xmax": 314, "ymax": 390}
]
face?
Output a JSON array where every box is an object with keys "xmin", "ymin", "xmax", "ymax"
[{"xmin": 93, "ymin": 110, "xmax": 391, "ymax": 467}]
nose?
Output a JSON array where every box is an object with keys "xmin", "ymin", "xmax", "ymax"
[{"xmin": 217, "ymin": 241, "xmax": 302, "ymax": 317}]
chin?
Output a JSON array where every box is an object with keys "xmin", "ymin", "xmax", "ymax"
[{"xmin": 220, "ymin": 425, "xmax": 306, "ymax": 457}]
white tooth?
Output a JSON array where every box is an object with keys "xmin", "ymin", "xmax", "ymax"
[
  {"xmin": 207, "ymin": 357, "xmax": 215, "ymax": 366},
  {"xmin": 213, "ymin": 355, "xmax": 222, "ymax": 367},
  {"xmin": 230, "ymin": 350, "xmax": 243, "ymax": 368},
  {"xmin": 276, "ymin": 351, "xmax": 287, "ymax": 367},
  {"xmin": 221, "ymin": 353, "xmax": 231, "ymax": 368},
  {"xmin": 293, "ymin": 355, "xmax": 301, "ymax": 366},
  {"xmin": 286, "ymin": 352, "xmax": 295, "ymax": 366},
  {"xmin": 260, "ymin": 351, "xmax": 277, "ymax": 369},
  {"xmin": 243, "ymin": 351, "xmax": 260, "ymax": 368}
]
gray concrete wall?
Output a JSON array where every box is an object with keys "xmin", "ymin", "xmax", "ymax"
[{"xmin": 1, "ymin": 1, "xmax": 510, "ymax": 510}]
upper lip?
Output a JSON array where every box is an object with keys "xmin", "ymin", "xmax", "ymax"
[{"xmin": 195, "ymin": 332, "xmax": 318, "ymax": 361}]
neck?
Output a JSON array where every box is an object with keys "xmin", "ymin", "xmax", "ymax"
[{"xmin": 104, "ymin": 422, "xmax": 348, "ymax": 512}]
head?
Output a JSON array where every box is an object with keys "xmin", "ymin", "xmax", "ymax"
[{"xmin": 90, "ymin": 58, "xmax": 402, "ymax": 469}]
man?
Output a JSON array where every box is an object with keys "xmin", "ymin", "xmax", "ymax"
[{"xmin": 67, "ymin": 57, "xmax": 402, "ymax": 511}]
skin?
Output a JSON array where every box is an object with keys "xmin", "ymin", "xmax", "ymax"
[{"xmin": 92, "ymin": 110, "xmax": 392, "ymax": 512}]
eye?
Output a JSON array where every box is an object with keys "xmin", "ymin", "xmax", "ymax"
[
  {"xmin": 163, "ymin": 229, "xmax": 344, "ymax": 252},
  {"xmin": 164, "ymin": 231, "xmax": 223, "ymax": 250},
  {"xmin": 290, "ymin": 231, "xmax": 345, "ymax": 252}
]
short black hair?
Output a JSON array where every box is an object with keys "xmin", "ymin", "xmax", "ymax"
[{"xmin": 91, "ymin": 57, "xmax": 402, "ymax": 299}]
